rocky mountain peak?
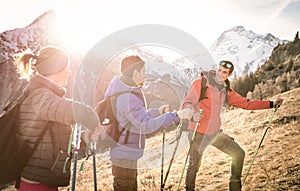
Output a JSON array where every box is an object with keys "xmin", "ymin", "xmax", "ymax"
[{"xmin": 209, "ymin": 26, "xmax": 286, "ymax": 77}]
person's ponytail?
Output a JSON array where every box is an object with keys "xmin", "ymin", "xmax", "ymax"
[{"xmin": 15, "ymin": 52, "xmax": 37, "ymax": 80}]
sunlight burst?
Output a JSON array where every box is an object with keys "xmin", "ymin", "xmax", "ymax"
[{"xmin": 55, "ymin": 12, "xmax": 98, "ymax": 53}]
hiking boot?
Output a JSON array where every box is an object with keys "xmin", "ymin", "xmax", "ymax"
[{"xmin": 229, "ymin": 181, "xmax": 242, "ymax": 191}]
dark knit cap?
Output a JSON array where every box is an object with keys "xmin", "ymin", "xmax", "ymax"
[{"xmin": 34, "ymin": 46, "xmax": 69, "ymax": 75}]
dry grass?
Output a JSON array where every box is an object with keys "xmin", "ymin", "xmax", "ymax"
[
  {"xmin": 65, "ymin": 87, "xmax": 300, "ymax": 191},
  {"xmin": 4, "ymin": 88, "xmax": 300, "ymax": 191}
]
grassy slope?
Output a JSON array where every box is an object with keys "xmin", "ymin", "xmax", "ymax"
[
  {"xmin": 5, "ymin": 88, "xmax": 298, "ymax": 191},
  {"xmin": 60, "ymin": 87, "xmax": 299, "ymax": 191}
]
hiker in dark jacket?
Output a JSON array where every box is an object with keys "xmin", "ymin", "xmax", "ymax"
[
  {"xmin": 15, "ymin": 46, "xmax": 99, "ymax": 191},
  {"xmin": 106, "ymin": 55, "xmax": 194, "ymax": 191},
  {"xmin": 181, "ymin": 60, "xmax": 283, "ymax": 191}
]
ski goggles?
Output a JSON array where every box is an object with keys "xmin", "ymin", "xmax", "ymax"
[{"xmin": 219, "ymin": 61, "xmax": 233, "ymax": 69}]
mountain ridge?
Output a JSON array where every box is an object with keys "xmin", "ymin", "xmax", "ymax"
[
  {"xmin": 1, "ymin": 10, "xmax": 299, "ymax": 191},
  {"xmin": 209, "ymin": 25, "xmax": 287, "ymax": 77}
]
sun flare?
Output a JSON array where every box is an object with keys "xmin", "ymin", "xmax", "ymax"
[{"xmin": 54, "ymin": 12, "xmax": 98, "ymax": 53}]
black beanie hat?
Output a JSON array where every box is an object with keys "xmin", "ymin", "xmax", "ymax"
[{"xmin": 34, "ymin": 46, "xmax": 69, "ymax": 75}]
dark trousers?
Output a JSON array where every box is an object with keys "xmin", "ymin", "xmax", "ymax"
[
  {"xmin": 185, "ymin": 130, "xmax": 245, "ymax": 191},
  {"xmin": 111, "ymin": 159, "xmax": 137, "ymax": 191}
]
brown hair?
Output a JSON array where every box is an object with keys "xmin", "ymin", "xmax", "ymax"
[
  {"xmin": 15, "ymin": 46, "xmax": 69, "ymax": 80},
  {"xmin": 121, "ymin": 55, "xmax": 145, "ymax": 78},
  {"xmin": 219, "ymin": 60, "xmax": 234, "ymax": 74}
]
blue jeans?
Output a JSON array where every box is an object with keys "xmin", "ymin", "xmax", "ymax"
[{"xmin": 185, "ymin": 130, "xmax": 245, "ymax": 190}]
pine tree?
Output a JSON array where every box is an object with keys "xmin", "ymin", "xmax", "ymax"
[{"xmin": 294, "ymin": 31, "xmax": 299, "ymax": 42}]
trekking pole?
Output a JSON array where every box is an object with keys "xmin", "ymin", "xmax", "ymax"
[
  {"xmin": 161, "ymin": 130, "xmax": 165, "ymax": 191},
  {"xmin": 242, "ymin": 105, "xmax": 279, "ymax": 186},
  {"xmin": 177, "ymin": 110, "xmax": 202, "ymax": 191},
  {"xmin": 91, "ymin": 142, "xmax": 97, "ymax": 191},
  {"xmin": 162, "ymin": 120, "xmax": 186, "ymax": 189},
  {"xmin": 71, "ymin": 123, "xmax": 83, "ymax": 191}
]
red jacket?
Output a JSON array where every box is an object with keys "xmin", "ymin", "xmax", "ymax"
[{"xmin": 182, "ymin": 76, "xmax": 271, "ymax": 135}]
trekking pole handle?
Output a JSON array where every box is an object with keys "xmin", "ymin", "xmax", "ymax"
[
  {"xmin": 91, "ymin": 142, "xmax": 97, "ymax": 151},
  {"xmin": 90, "ymin": 142, "xmax": 97, "ymax": 155},
  {"xmin": 191, "ymin": 111, "xmax": 201, "ymax": 142},
  {"xmin": 73, "ymin": 123, "xmax": 82, "ymax": 152},
  {"xmin": 191, "ymin": 109, "xmax": 203, "ymax": 124},
  {"xmin": 71, "ymin": 123, "xmax": 82, "ymax": 191},
  {"xmin": 198, "ymin": 109, "xmax": 203, "ymax": 114}
]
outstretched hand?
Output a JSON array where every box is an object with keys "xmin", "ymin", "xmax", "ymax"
[
  {"xmin": 82, "ymin": 127, "xmax": 100, "ymax": 145},
  {"xmin": 177, "ymin": 108, "xmax": 194, "ymax": 120},
  {"xmin": 159, "ymin": 104, "xmax": 170, "ymax": 114}
]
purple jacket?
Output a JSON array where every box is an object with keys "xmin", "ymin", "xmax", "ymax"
[{"xmin": 107, "ymin": 76, "xmax": 180, "ymax": 160}]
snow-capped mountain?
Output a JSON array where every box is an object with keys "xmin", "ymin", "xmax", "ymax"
[
  {"xmin": 0, "ymin": 10, "xmax": 289, "ymax": 113},
  {"xmin": 209, "ymin": 26, "xmax": 286, "ymax": 77}
]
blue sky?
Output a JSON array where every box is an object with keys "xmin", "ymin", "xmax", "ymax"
[{"xmin": 1, "ymin": 0, "xmax": 299, "ymax": 50}]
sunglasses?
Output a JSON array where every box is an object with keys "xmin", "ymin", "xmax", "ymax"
[{"xmin": 219, "ymin": 61, "xmax": 233, "ymax": 69}]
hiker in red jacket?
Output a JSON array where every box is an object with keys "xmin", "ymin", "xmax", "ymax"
[{"xmin": 181, "ymin": 60, "xmax": 283, "ymax": 191}]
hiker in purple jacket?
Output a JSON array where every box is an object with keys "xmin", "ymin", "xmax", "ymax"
[{"xmin": 106, "ymin": 55, "xmax": 194, "ymax": 191}]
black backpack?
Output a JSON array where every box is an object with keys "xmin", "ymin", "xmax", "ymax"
[
  {"xmin": 0, "ymin": 90, "xmax": 49, "ymax": 189},
  {"xmin": 182, "ymin": 70, "xmax": 228, "ymax": 107},
  {"xmin": 95, "ymin": 91, "xmax": 142, "ymax": 149}
]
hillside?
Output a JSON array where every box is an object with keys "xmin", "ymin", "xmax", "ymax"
[
  {"xmin": 1, "ymin": 11, "xmax": 299, "ymax": 191},
  {"xmin": 53, "ymin": 87, "xmax": 299, "ymax": 191},
  {"xmin": 231, "ymin": 34, "xmax": 300, "ymax": 98},
  {"xmin": 3, "ymin": 83, "xmax": 299, "ymax": 191}
]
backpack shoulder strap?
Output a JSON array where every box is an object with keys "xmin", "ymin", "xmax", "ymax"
[
  {"xmin": 121, "ymin": 123, "xmax": 131, "ymax": 144},
  {"xmin": 15, "ymin": 124, "xmax": 50, "ymax": 188},
  {"xmin": 224, "ymin": 88, "xmax": 228, "ymax": 105},
  {"xmin": 181, "ymin": 76, "xmax": 208, "ymax": 108},
  {"xmin": 112, "ymin": 90, "xmax": 143, "ymax": 100},
  {"xmin": 31, "ymin": 124, "xmax": 51, "ymax": 154},
  {"xmin": 198, "ymin": 76, "xmax": 208, "ymax": 102},
  {"xmin": 2, "ymin": 84, "xmax": 29, "ymax": 115}
]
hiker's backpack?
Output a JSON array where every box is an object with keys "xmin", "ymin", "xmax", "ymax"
[
  {"xmin": 95, "ymin": 91, "xmax": 142, "ymax": 149},
  {"xmin": 0, "ymin": 90, "xmax": 49, "ymax": 189},
  {"xmin": 182, "ymin": 70, "xmax": 228, "ymax": 108}
]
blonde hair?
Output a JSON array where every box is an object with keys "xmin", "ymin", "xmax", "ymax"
[{"xmin": 15, "ymin": 51, "xmax": 36, "ymax": 80}]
